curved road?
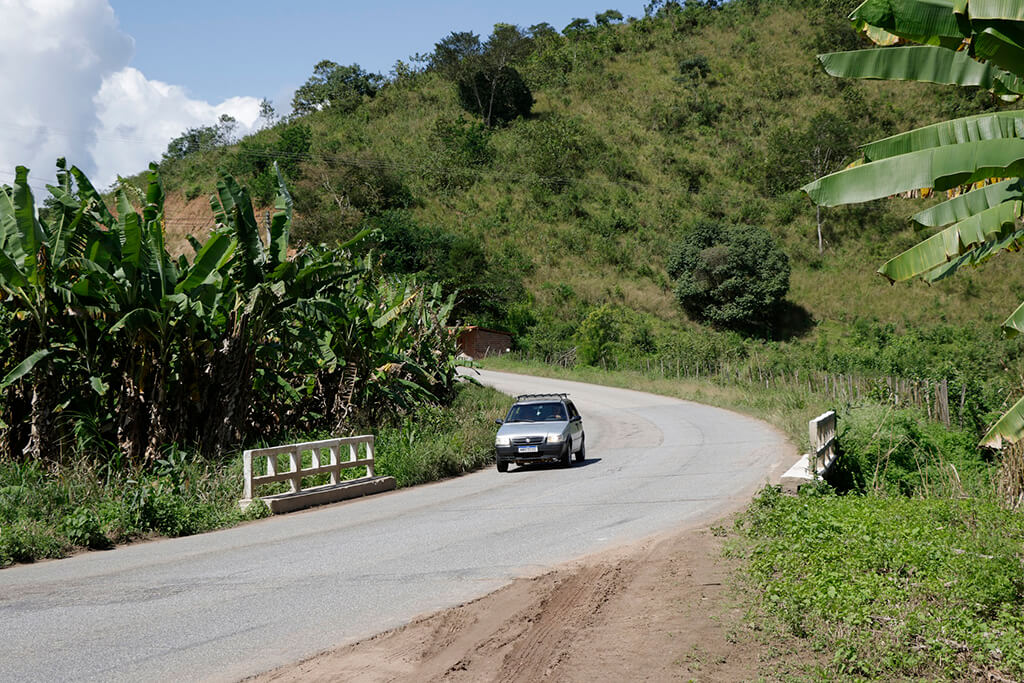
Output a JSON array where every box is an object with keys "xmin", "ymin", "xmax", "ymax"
[{"xmin": 0, "ymin": 369, "xmax": 793, "ymax": 682}]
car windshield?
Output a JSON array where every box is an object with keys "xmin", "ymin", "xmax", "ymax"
[{"xmin": 505, "ymin": 402, "xmax": 567, "ymax": 423}]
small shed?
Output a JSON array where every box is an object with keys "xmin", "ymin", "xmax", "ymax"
[{"xmin": 457, "ymin": 326, "xmax": 512, "ymax": 360}]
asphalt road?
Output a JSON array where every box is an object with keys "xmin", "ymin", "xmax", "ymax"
[{"xmin": 0, "ymin": 369, "xmax": 793, "ymax": 682}]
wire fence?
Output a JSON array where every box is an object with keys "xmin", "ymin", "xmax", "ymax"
[{"xmin": 503, "ymin": 349, "xmax": 963, "ymax": 428}]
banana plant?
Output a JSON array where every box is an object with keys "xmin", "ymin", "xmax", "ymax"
[{"xmin": 802, "ymin": 0, "xmax": 1024, "ymax": 447}]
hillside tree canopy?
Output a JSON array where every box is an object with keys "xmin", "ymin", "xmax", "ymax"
[
  {"xmin": 291, "ymin": 60, "xmax": 383, "ymax": 115},
  {"xmin": 432, "ymin": 25, "xmax": 534, "ymax": 126}
]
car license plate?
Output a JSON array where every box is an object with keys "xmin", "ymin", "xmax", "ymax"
[{"xmin": 517, "ymin": 445, "xmax": 538, "ymax": 453}]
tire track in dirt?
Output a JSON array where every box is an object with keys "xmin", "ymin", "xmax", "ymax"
[{"xmin": 249, "ymin": 524, "xmax": 766, "ymax": 683}]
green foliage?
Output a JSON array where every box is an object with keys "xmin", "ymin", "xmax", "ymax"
[
  {"xmin": 426, "ymin": 116, "xmax": 493, "ymax": 191},
  {"xmin": 759, "ymin": 109, "xmax": 857, "ymax": 196},
  {"xmin": 228, "ymin": 123, "xmax": 313, "ymax": 202},
  {"xmin": 830, "ymin": 406, "xmax": 992, "ymax": 496},
  {"xmin": 0, "ymin": 161, "xmax": 462, "ymax": 470},
  {"xmin": 375, "ymin": 383, "xmax": 506, "ymax": 487},
  {"xmin": 163, "ymin": 114, "xmax": 238, "ymax": 161},
  {"xmin": 508, "ymin": 114, "xmax": 599, "ymax": 190},
  {"xmin": 740, "ymin": 486, "xmax": 1024, "ymax": 680},
  {"xmin": 291, "ymin": 60, "xmax": 383, "ymax": 116},
  {"xmin": 457, "ymin": 66, "xmax": 534, "ymax": 126},
  {"xmin": 432, "ymin": 26, "xmax": 534, "ymax": 126},
  {"xmin": 576, "ymin": 304, "xmax": 620, "ymax": 366},
  {"xmin": 360, "ymin": 211, "xmax": 529, "ymax": 330},
  {"xmin": 667, "ymin": 221, "xmax": 791, "ymax": 332},
  {"xmin": 60, "ymin": 507, "xmax": 110, "ymax": 549}
]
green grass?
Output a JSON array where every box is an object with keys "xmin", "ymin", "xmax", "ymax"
[
  {"xmin": 736, "ymin": 486, "xmax": 1024, "ymax": 681},
  {"xmin": 0, "ymin": 382, "xmax": 507, "ymax": 567}
]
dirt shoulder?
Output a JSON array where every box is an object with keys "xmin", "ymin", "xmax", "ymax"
[{"xmin": 250, "ymin": 519, "xmax": 763, "ymax": 682}]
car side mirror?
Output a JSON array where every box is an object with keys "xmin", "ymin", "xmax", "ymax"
[{"xmin": 495, "ymin": 419, "xmax": 503, "ymax": 426}]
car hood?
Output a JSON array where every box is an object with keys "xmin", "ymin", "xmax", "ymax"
[{"xmin": 497, "ymin": 421, "xmax": 568, "ymax": 438}]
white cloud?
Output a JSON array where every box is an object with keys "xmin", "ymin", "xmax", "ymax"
[
  {"xmin": 0, "ymin": 0, "xmax": 260, "ymax": 192},
  {"xmin": 92, "ymin": 68, "xmax": 261, "ymax": 187}
]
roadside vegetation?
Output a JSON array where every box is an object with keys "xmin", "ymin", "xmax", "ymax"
[{"xmin": 0, "ymin": 381, "xmax": 505, "ymax": 567}]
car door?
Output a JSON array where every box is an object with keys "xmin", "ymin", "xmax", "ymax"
[{"xmin": 566, "ymin": 401, "xmax": 583, "ymax": 447}]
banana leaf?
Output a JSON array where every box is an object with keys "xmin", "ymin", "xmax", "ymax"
[
  {"xmin": 0, "ymin": 349, "xmax": 52, "ymax": 389},
  {"xmin": 912, "ymin": 178, "xmax": 1024, "ymax": 226},
  {"xmin": 69, "ymin": 165, "xmax": 116, "ymax": 227},
  {"xmin": 861, "ymin": 111, "xmax": 1024, "ymax": 161},
  {"xmin": 878, "ymin": 199, "xmax": 1021, "ymax": 281},
  {"xmin": 267, "ymin": 162, "xmax": 291, "ymax": 271},
  {"xmin": 116, "ymin": 190, "xmax": 143, "ymax": 269},
  {"xmin": 1002, "ymin": 298, "xmax": 1024, "ymax": 336},
  {"xmin": 803, "ymin": 138, "xmax": 1024, "ymax": 206},
  {"xmin": 819, "ymin": 45, "xmax": 1024, "ymax": 95},
  {"xmin": 3, "ymin": 167, "xmax": 44, "ymax": 284},
  {"xmin": 851, "ymin": 0, "xmax": 965, "ymax": 48},
  {"xmin": 923, "ymin": 223, "xmax": 1024, "ymax": 281},
  {"xmin": 968, "ymin": 0, "xmax": 1024, "ymax": 21},
  {"xmin": 175, "ymin": 232, "xmax": 235, "ymax": 294},
  {"xmin": 981, "ymin": 393, "xmax": 1024, "ymax": 448},
  {"xmin": 974, "ymin": 26, "xmax": 1024, "ymax": 75},
  {"xmin": 0, "ymin": 249, "xmax": 28, "ymax": 290}
]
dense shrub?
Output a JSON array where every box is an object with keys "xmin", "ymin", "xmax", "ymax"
[
  {"xmin": 667, "ymin": 220, "xmax": 790, "ymax": 332},
  {"xmin": 457, "ymin": 66, "xmax": 534, "ymax": 125},
  {"xmin": 829, "ymin": 406, "xmax": 992, "ymax": 496},
  {"xmin": 576, "ymin": 304, "xmax": 620, "ymax": 366},
  {"xmin": 509, "ymin": 114, "xmax": 600, "ymax": 191}
]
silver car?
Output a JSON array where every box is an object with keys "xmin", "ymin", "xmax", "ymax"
[{"xmin": 494, "ymin": 394, "xmax": 585, "ymax": 472}]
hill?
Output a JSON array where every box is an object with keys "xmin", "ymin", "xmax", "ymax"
[{"xmin": 147, "ymin": 0, "xmax": 1024, "ymax": 399}]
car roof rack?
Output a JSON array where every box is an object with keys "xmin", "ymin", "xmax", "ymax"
[{"xmin": 515, "ymin": 393, "xmax": 569, "ymax": 401}]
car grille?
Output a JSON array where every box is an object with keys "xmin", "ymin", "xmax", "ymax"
[{"xmin": 511, "ymin": 436, "xmax": 545, "ymax": 445}]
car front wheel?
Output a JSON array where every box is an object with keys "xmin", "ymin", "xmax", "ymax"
[
  {"xmin": 575, "ymin": 436, "xmax": 586, "ymax": 462},
  {"xmin": 497, "ymin": 459, "xmax": 509, "ymax": 473},
  {"xmin": 560, "ymin": 439, "xmax": 572, "ymax": 468}
]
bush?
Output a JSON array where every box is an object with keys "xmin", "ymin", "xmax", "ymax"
[
  {"xmin": 510, "ymin": 114, "xmax": 600, "ymax": 191},
  {"xmin": 576, "ymin": 304, "xmax": 620, "ymax": 366},
  {"xmin": 667, "ymin": 220, "xmax": 790, "ymax": 332},
  {"xmin": 458, "ymin": 66, "xmax": 534, "ymax": 125},
  {"xmin": 829, "ymin": 406, "xmax": 991, "ymax": 496}
]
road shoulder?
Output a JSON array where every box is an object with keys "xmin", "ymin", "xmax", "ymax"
[{"xmin": 249, "ymin": 518, "xmax": 762, "ymax": 682}]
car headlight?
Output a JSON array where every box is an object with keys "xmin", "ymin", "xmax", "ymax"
[
  {"xmin": 495, "ymin": 435, "xmax": 511, "ymax": 446},
  {"xmin": 546, "ymin": 433, "xmax": 565, "ymax": 443}
]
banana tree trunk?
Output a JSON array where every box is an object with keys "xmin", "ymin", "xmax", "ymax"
[
  {"xmin": 25, "ymin": 364, "xmax": 56, "ymax": 463},
  {"xmin": 117, "ymin": 374, "xmax": 147, "ymax": 467}
]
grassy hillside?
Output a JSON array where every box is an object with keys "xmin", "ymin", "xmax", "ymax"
[{"xmin": 149, "ymin": 0, "xmax": 1024, "ymax": 394}]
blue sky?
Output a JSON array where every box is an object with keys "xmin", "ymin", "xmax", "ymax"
[{"xmin": 109, "ymin": 1, "xmax": 646, "ymax": 111}]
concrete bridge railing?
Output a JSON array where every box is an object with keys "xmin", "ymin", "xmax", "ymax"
[{"xmin": 240, "ymin": 435, "xmax": 395, "ymax": 514}]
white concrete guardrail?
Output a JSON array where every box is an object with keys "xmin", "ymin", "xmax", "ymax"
[
  {"xmin": 782, "ymin": 410, "xmax": 838, "ymax": 482},
  {"xmin": 240, "ymin": 435, "xmax": 395, "ymax": 514}
]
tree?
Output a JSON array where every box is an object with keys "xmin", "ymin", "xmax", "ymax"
[
  {"xmin": 257, "ymin": 98, "xmax": 277, "ymax": 128},
  {"xmin": 595, "ymin": 9, "xmax": 624, "ymax": 26},
  {"xmin": 163, "ymin": 114, "xmax": 237, "ymax": 161},
  {"xmin": 291, "ymin": 60, "xmax": 382, "ymax": 115},
  {"xmin": 576, "ymin": 305, "xmax": 619, "ymax": 366},
  {"xmin": 760, "ymin": 110, "xmax": 856, "ymax": 251},
  {"xmin": 563, "ymin": 18, "xmax": 592, "ymax": 34},
  {"xmin": 667, "ymin": 221, "xmax": 790, "ymax": 332},
  {"xmin": 801, "ymin": 1, "xmax": 1024, "ymax": 447},
  {"xmin": 432, "ymin": 26, "xmax": 534, "ymax": 126}
]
